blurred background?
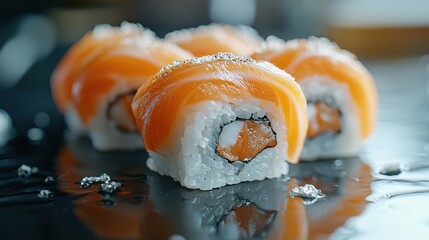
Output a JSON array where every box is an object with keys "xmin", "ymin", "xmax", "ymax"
[
  {"xmin": 0, "ymin": 0, "xmax": 429, "ymax": 146},
  {"xmin": 1, "ymin": 3, "xmax": 429, "ymax": 239}
]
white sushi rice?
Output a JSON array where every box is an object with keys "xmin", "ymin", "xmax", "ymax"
[
  {"xmin": 64, "ymin": 108, "xmax": 86, "ymax": 135},
  {"xmin": 88, "ymin": 116, "xmax": 143, "ymax": 151},
  {"xmin": 300, "ymin": 75, "xmax": 360, "ymax": 161},
  {"xmin": 85, "ymin": 86, "xmax": 143, "ymax": 151},
  {"xmin": 146, "ymin": 99, "xmax": 288, "ymax": 190}
]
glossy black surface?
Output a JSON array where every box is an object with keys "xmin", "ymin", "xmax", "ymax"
[{"xmin": 1, "ymin": 50, "xmax": 429, "ymax": 239}]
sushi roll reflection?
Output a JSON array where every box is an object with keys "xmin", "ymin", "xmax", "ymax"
[
  {"xmin": 143, "ymin": 173, "xmax": 288, "ymax": 239},
  {"xmin": 165, "ymin": 24, "xmax": 263, "ymax": 57},
  {"xmin": 253, "ymin": 37, "xmax": 378, "ymax": 160},
  {"xmin": 132, "ymin": 53, "xmax": 307, "ymax": 190}
]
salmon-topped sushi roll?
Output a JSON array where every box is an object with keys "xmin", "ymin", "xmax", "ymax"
[
  {"xmin": 70, "ymin": 32, "xmax": 192, "ymax": 151},
  {"xmin": 253, "ymin": 36, "xmax": 378, "ymax": 160},
  {"xmin": 51, "ymin": 22, "xmax": 156, "ymax": 134},
  {"xmin": 132, "ymin": 53, "xmax": 307, "ymax": 190},
  {"xmin": 165, "ymin": 24, "xmax": 263, "ymax": 57}
]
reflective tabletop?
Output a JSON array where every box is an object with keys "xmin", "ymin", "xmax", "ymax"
[{"xmin": 1, "ymin": 54, "xmax": 429, "ymax": 240}]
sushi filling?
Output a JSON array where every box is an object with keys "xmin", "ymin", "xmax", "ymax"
[
  {"xmin": 217, "ymin": 118, "xmax": 277, "ymax": 162},
  {"xmin": 307, "ymin": 101, "xmax": 341, "ymax": 139},
  {"xmin": 218, "ymin": 201, "xmax": 276, "ymax": 238},
  {"xmin": 107, "ymin": 91, "xmax": 138, "ymax": 132}
]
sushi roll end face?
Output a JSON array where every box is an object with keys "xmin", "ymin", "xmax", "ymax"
[
  {"xmin": 253, "ymin": 36, "xmax": 378, "ymax": 160},
  {"xmin": 132, "ymin": 53, "xmax": 307, "ymax": 190}
]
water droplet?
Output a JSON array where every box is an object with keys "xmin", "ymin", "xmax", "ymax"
[
  {"xmin": 37, "ymin": 189, "xmax": 53, "ymax": 198},
  {"xmin": 0, "ymin": 109, "xmax": 13, "ymax": 146},
  {"xmin": 332, "ymin": 159, "xmax": 343, "ymax": 170},
  {"xmin": 169, "ymin": 234, "xmax": 186, "ymax": 240},
  {"xmin": 382, "ymin": 193, "xmax": 391, "ymax": 199},
  {"xmin": 44, "ymin": 176, "xmax": 55, "ymax": 183},
  {"xmin": 34, "ymin": 112, "xmax": 50, "ymax": 128},
  {"xmin": 27, "ymin": 127, "xmax": 44, "ymax": 141},
  {"xmin": 379, "ymin": 162, "xmax": 402, "ymax": 176}
]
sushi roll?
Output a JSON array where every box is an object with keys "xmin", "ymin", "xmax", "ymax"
[
  {"xmin": 165, "ymin": 24, "xmax": 263, "ymax": 57},
  {"xmin": 51, "ymin": 22, "xmax": 193, "ymax": 151},
  {"xmin": 253, "ymin": 37, "xmax": 378, "ymax": 161},
  {"xmin": 132, "ymin": 53, "xmax": 307, "ymax": 190},
  {"xmin": 51, "ymin": 22, "xmax": 155, "ymax": 134},
  {"xmin": 70, "ymin": 32, "xmax": 192, "ymax": 151}
]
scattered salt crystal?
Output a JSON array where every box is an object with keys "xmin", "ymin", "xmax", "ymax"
[
  {"xmin": 78, "ymin": 173, "xmax": 111, "ymax": 189},
  {"xmin": 290, "ymin": 184, "xmax": 324, "ymax": 199},
  {"xmin": 290, "ymin": 184, "xmax": 325, "ymax": 205},
  {"xmin": 154, "ymin": 53, "xmax": 254, "ymax": 80},
  {"xmin": 100, "ymin": 181, "xmax": 122, "ymax": 193},
  {"xmin": 17, "ymin": 164, "xmax": 39, "ymax": 178},
  {"xmin": 78, "ymin": 173, "xmax": 122, "ymax": 193}
]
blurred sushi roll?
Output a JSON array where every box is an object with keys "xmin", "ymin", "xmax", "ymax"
[
  {"xmin": 132, "ymin": 52, "xmax": 307, "ymax": 190},
  {"xmin": 165, "ymin": 23, "xmax": 263, "ymax": 57},
  {"xmin": 51, "ymin": 22, "xmax": 153, "ymax": 134},
  {"xmin": 253, "ymin": 37, "xmax": 378, "ymax": 161},
  {"xmin": 51, "ymin": 22, "xmax": 193, "ymax": 151}
]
